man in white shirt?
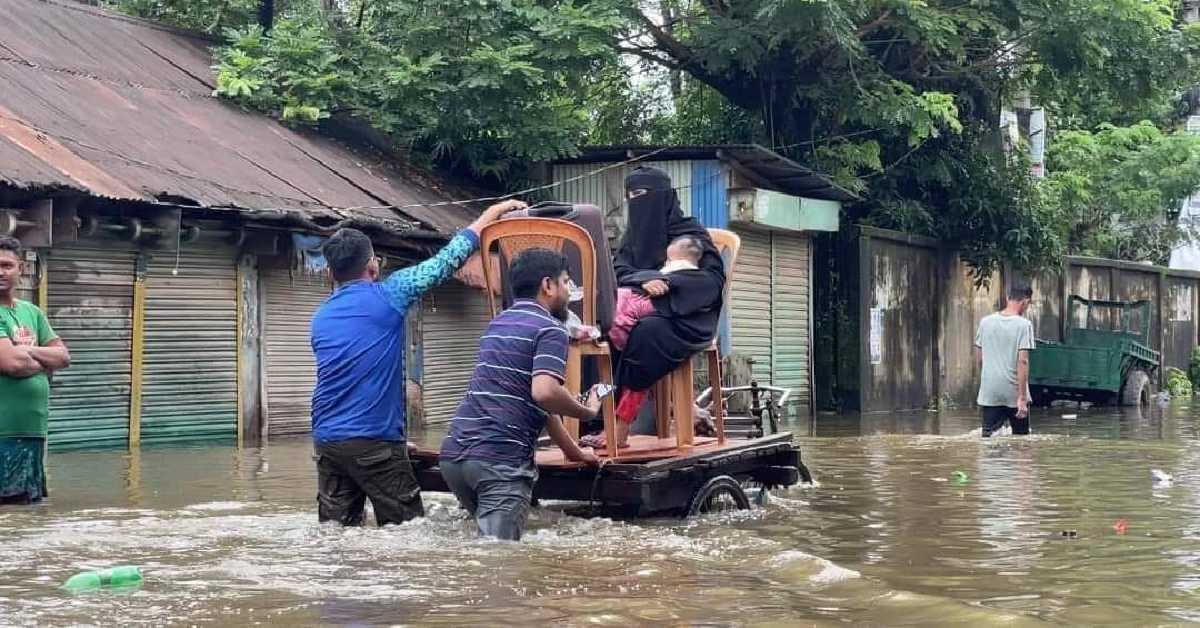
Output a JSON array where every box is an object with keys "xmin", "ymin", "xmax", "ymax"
[{"xmin": 975, "ymin": 285, "xmax": 1036, "ymax": 437}]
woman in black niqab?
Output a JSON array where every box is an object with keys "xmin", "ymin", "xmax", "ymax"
[{"xmin": 611, "ymin": 166, "xmax": 726, "ymax": 424}]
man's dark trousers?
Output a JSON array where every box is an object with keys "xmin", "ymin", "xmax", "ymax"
[{"xmin": 315, "ymin": 439, "xmax": 423, "ymax": 526}]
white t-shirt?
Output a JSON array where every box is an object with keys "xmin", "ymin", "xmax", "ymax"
[{"xmin": 975, "ymin": 313, "xmax": 1036, "ymax": 407}]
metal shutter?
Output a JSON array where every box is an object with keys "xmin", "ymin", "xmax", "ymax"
[
  {"xmin": 771, "ymin": 232, "xmax": 811, "ymax": 412},
  {"xmin": 420, "ymin": 281, "xmax": 492, "ymax": 425},
  {"xmin": 262, "ymin": 267, "xmax": 330, "ymax": 437},
  {"xmin": 46, "ymin": 246, "xmax": 136, "ymax": 449},
  {"xmin": 730, "ymin": 228, "xmax": 773, "ymax": 385},
  {"xmin": 140, "ymin": 248, "xmax": 238, "ymax": 444}
]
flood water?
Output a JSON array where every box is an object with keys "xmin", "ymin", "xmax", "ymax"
[{"xmin": 4, "ymin": 403, "xmax": 1200, "ymax": 626}]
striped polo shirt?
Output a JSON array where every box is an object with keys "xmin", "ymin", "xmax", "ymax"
[{"xmin": 440, "ymin": 300, "xmax": 569, "ymax": 465}]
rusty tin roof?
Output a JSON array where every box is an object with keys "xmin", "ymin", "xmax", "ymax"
[{"xmin": 0, "ymin": 0, "xmax": 477, "ymax": 235}]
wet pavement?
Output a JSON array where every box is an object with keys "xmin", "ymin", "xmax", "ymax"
[{"xmin": 2, "ymin": 402, "xmax": 1200, "ymax": 625}]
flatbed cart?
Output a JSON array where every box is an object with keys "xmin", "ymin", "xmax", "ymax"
[
  {"xmin": 411, "ymin": 432, "xmax": 810, "ymax": 517},
  {"xmin": 422, "ymin": 211, "xmax": 813, "ymax": 517}
]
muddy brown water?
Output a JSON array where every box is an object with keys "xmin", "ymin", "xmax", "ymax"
[{"xmin": 2, "ymin": 403, "xmax": 1200, "ymax": 625}]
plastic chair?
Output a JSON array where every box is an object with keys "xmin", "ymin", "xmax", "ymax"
[
  {"xmin": 654, "ymin": 229, "xmax": 741, "ymax": 447},
  {"xmin": 477, "ymin": 217, "xmax": 619, "ymax": 458}
]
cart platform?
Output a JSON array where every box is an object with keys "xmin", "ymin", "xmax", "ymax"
[{"xmin": 411, "ymin": 432, "xmax": 809, "ymax": 517}]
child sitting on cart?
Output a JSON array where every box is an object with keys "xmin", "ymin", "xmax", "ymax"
[{"xmin": 609, "ymin": 234, "xmax": 705, "ymax": 351}]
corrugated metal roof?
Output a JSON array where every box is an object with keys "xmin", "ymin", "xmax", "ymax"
[
  {"xmin": 554, "ymin": 144, "xmax": 859, "ymax": 203},
  {"xmin": 0, "ymin": 0, "xmax": 477, "ymax": 235}
]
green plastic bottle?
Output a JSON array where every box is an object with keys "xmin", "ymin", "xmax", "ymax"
[{"xmin": 63, "ymin": 566, "xmax": 143, "ymax": 592}]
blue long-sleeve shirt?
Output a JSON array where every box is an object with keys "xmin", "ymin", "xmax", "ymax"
[{"xmin": 310, "ymin": 229, "xmax": 480, "ymax": 444}]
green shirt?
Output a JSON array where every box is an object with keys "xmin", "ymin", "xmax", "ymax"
[{"xmin": 0, "ymin": 299, "xmax": 58, "ymax": 438}]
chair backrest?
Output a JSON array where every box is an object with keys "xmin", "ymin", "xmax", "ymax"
[
  {"xmin": 708, "ymin": 228, "xmax": 740, "ymax": 306},
  {"xmin": 478, "ymin": 217, "xmax": 598, "ymax": 325},
  {"xmin": 707, "ymin": 228, "xmax": 740, "ymax": 351}
]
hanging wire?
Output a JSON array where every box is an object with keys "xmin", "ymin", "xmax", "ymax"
[{"xmin": 337, "ymin": 146, "xmax": 673, "ymax": 213}]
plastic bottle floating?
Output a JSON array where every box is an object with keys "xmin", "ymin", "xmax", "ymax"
[
  {"xmin": 63, "ymin": 566, "xmax": 143, "ymax": 593},
  {"xmin": 951, "ymin": 471, "xmax": 969, "ymax": 485},
  {"xmin": 1151, "ymin": 469, "xmax": 1174, "ymax": 486}
]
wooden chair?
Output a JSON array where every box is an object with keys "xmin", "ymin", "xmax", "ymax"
[
  {"xmin": 654, "ymin": 229, "xmax": 741, "ymax": 447},
  {"xmin": 477, "ymin": 217, "xmax": 620, "ymax": 458}
]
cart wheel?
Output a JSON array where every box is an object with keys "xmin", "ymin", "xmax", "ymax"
[
  {"xmin": 687, "ymin": 475, "xmax": 750, "ymax": 516},
  {"xmin": 1121, "ymin": 369, "xmax": 1153, "ymax": 407}
]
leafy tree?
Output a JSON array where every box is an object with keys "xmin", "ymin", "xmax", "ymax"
[
  {"xmin": 575, "ymin": 0, "xmax": 1200, "ymax": 275},
  {"xmin": 1042, "ymin": 122, "xmax": 1200, "ymax": 263},
  {"xmin": 209, "ymin": 1, "xmax": 621, "ymax": 181},
  {"xmin": 118, "ymin": 0, "xmax": 1200, "ymax": 274}
]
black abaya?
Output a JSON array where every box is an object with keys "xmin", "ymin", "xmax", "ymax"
[{"xmin": 613, "ymin": 166, "xmax": 725, "ymax": 391}]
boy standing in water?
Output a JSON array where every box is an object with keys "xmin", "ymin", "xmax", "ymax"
[{"xmin": 975, "ymin": 285, "xmax": 1036, "ymax": 437}]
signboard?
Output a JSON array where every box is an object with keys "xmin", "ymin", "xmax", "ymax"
[{"xmin": 870, "ymin": 307, "xmax": 883, "ymax": 365}]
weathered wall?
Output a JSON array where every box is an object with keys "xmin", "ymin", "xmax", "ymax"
[
  {"xmin": 861, "ymin": 229, "xmax": 938, "ymax": 413},
  {"xmin": 834, "ymin": 227, "xmax": 1200, "ymax": 413},
  {"xmin": 938, "ymin": 253, "xmax": 1003, "ymax": 406}
]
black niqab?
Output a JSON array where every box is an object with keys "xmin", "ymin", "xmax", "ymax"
[{"xmin": 612, "ymin": 166, "xmax": 726, "ymax": 390}]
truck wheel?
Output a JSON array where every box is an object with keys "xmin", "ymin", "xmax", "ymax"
[{"xmin": 1121, "ymin": 369, "xmax": 1153, "ymax": 407}]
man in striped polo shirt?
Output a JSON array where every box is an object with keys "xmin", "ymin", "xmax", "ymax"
[{"xmin": 440, "ymin": 248, "xmax": 600, "ymax": 540}]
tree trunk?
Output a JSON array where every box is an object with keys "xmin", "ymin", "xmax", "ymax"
[{"xmin": 661, "ymin": 2, "xmax": 682, "ymax": 101}]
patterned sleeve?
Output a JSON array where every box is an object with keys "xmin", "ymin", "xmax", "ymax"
[
  {"xmin": 380, "ymin": 229, "xmax": 480, "ymax": 312},
  {"xmin": 532, "ymin": 325, "xmax": 569, "ymax": 382}
]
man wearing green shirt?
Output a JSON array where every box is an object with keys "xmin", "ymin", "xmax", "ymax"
[{"xmin": 0, "ymin": 236, "xmax": 69, "ymax": 504}]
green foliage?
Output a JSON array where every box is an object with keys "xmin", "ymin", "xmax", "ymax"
[
  {"xmin": 1041, "ymin": 122, "xmax": 1200, "ymax": 263},
  {"xmin": 571, "ymin": 0, "xmax": 1200, "ymax": 276},
  {"xmin": 211, "ymin": 1, "xmax": 621, "ymax": 180},
  {"xmin": 108, "ymin": 0, "xmax": 258, "ymax": 33},
  {"xmin": 123, "ymin": 0, "xmax": 1200, "ymax": 275},
  {"xmin": 1165, "ymin": 367, "xmax": 1193, "ymax": 397},
  {"xmin": 1189, "ymin": 346, "xmax": 1200, "ymax": 387}
]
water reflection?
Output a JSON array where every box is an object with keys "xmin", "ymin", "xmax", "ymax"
[{"xmin": 2, "ymin": 403, "xmax": 1200, "ymax": 624}]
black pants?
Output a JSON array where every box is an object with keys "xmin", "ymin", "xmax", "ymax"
[
  {"xmin": 980, "ymin": 406, "xmax": 1030, "ymax": 438},
  {"xmin": 315, "ymin": 439, "xmax": 424, "ymax": 526}
]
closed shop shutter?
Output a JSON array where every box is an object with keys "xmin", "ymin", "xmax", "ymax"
[
  {"xmin": 771, "ymin": 232, "xmax": 812, "ymax": 412},
  {"xmin": 141, "ymin": 248, "xmax": 238, "ymax": 444},
  {"xmin": 421, "ymin": 281, "xmax": 493, "ymax": 425},
  {"xmin": 730, "ymin": 228, "xmax": 773, "ymax": 385},
  {"xmin": 46, "ymin": 246, "xmax": 136, "ymax": 449},
  {"xmin": 262, "ymin": 267, "xmax": 330, "ymax": 437}
]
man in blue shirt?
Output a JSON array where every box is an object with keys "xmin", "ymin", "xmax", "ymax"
[
  {"xmin": 310, "ymin": 199, "xmax": 524, "ymax": 526},
  {"xmin": 441, "ymin": 248, "xmax": 601, "ymax": 540}
]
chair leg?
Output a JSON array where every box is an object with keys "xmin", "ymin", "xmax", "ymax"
[
  {"xmin": 563, "ymin": 345, "xmax": 582, "ymax": 441},
  {"xmin": 707, "ymin": 348, "xmax": 726, "ymax": 444},
  {"xmin": 598, "ymin": 355, "xmax": 618, "ymax": 459},
  {"xmin": 674, "ymin": 360, "xmax": 695, "ymax": 448},
  {"xmin": 655, "ymin": 380, "xmax": 671, "ymax": 438}
]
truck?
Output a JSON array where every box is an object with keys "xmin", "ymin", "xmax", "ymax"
[{"xmin": 1028, "ymin": 296, "xmax": 1159, "ymax": 407}]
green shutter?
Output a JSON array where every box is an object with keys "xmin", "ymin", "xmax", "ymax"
[
  {"xmin": 140, "ymin": 248, "xmax": 238, "ymax": 444},
  {"xmin": 46, "ymin": 246, "xmax": 136, "ymax": 449},
  {"xmin": 771, "ymin": 232, "xmax": 811, "ymax": 413}
]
